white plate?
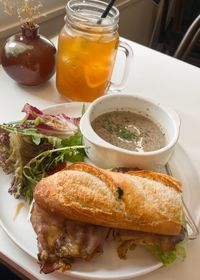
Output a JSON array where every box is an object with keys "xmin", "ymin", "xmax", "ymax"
[{"xmin": 0, "ymin": 102, "xmax": 200, "ymax": 280}]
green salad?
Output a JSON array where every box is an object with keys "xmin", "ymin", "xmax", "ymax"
[{"xmin": 0, "ymin": 103, "xmax": 86, "ymax": 202}]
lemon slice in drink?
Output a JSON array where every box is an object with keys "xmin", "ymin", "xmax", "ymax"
[
  {"xmin": 84, "ymin": 63, "xmax": 109, "ymax": 88},
  {"xmin": 62, "ymin": 57, "xmax": 85, "ymax": 81}
]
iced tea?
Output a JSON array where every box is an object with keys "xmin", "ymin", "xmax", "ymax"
[{"xmin": 56, "ymin": 27, "xmax": 119, "ymax": 102}]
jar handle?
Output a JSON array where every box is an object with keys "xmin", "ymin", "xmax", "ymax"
[{"xmin": 110, "ymin": 40, "xmax": 133, "ymax": 92}]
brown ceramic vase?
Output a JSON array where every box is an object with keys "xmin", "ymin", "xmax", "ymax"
[{"xmin": 1, "ymin": 24, "xmax": 56, "ymax": 85}]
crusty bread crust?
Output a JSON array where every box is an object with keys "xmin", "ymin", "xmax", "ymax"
[
  {"xmin": 34, "ymin": 163, "xmax": 183, "ymax": 236},
  {"xmin": 127, "ymin": 170, "xmax": 182, "ymax": 192}
]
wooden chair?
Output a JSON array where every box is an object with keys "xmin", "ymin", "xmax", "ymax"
[{"xmin": 174, "ymin": 14, "xmax": 200, "ymax": 60}]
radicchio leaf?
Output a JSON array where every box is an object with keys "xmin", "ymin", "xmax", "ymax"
[{"xmin": 21, "ymin": 103, "xmax": 78, "ymax": 137}]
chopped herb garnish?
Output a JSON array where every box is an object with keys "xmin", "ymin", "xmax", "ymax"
[
  {"xmin": 117, "ymin": 187, "xmax": 124, "ymax": 199},
  {"xmin": 116, "ymin": 127, "xmax": 137, "ymax": 141}
]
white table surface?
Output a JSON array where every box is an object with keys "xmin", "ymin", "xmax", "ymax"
[{"xmin": 0, "ymin": 37, "xmax": 200, "ymax": 280}]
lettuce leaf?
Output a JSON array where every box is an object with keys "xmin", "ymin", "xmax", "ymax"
[
  {"xmin": 145, "ymin": 233, "xmax": 188, "ymax": 266},
  {"xmin": 0, "ymin": 129, "xmax": 85, "ymax": 201},
  {"xmin": 0, "ymin": 104, "xmax": 82, "ymax": 200},
  {"xmin": 21, "ymin": 103, "xmax": 79, "ymax": 137},
  {"xmin": 0, "ymin": 128, "xmax": 13, "ymax": 173},
  {"xmin": 1, "ymin": 131, "xmax": 58, "ymax": 198},
  {"xmin": 23, "ymin": 144, "xmax": 86, "ymax": 202}
]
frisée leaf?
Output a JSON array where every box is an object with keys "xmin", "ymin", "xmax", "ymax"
[{"xmin": 23, "ymin": 145, "xmax": 86, "ymax": 202}]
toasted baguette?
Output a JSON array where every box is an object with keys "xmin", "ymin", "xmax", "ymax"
[{"xmin": 33, "ymin": 162, "xmax": 183, "ymax": 236}]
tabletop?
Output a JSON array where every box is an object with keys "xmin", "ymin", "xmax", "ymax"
[{"xmin": 0, "ymin": 37, "xmax": 200, "ymax": 280}]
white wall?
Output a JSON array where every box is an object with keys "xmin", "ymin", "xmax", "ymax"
[
  {"xmin": 0, "ymin": 0, "xmax": 167, "ymax": 47},
  {"xmin": 0, "ymin": 0, "xmax": 152, "ymax": 39},
  {"xmin": 0, "ymin": 0, "xmax": 67, "ymax": 38}
]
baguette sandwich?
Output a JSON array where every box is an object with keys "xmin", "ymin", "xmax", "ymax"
[{"xmin": 31, "ymin": 162, "xmax": 187, "ymax": 274}]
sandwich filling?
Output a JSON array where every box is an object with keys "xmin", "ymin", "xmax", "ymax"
[{"xmin": 31, "ymin": 203, "xmax": 186, "ymax": 274}]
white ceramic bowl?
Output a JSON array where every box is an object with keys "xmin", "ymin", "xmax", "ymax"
[{"xmin": 80, "ymin": 94, "xmax": 180, "ymax": 169}]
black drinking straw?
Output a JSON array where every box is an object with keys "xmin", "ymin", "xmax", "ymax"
[
  {"xmin": 97, "ymin": 0, "xmax": 117, "ymax": 24},
  {"xmin": 101, "ymin": 0, "xmax": 117, "ymax": 18}
]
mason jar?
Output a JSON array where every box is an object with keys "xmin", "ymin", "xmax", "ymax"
[{"xmin": 56, "ymin": 0, "xmax": 133, "ymax": 102}]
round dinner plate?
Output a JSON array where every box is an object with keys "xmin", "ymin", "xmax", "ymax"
[{"xmin": 0, "ymin": 102, "xmax": 200, "ymax": 280}]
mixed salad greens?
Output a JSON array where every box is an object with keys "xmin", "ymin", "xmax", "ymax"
[{"xmin": 0, "ymin": 103, "xmax": 86, "ymax": 202}]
